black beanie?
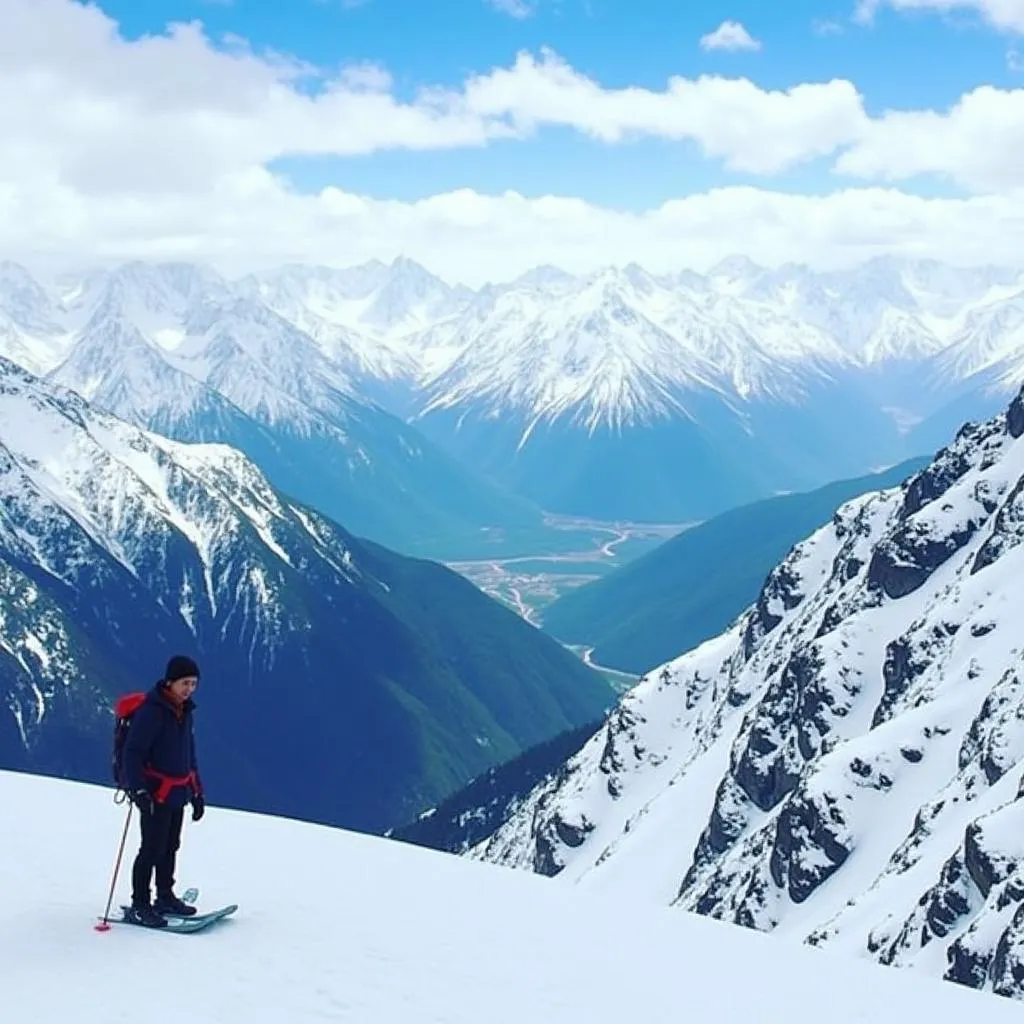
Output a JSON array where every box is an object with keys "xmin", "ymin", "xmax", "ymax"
[{"xmin": 165, "ymin": 655, "xmax": 200, "ymax": 683}]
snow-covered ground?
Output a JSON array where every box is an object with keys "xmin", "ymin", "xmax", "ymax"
[{"xmin": 3, "ymin": 768, "xmax": 1019, "ymax": 1023}]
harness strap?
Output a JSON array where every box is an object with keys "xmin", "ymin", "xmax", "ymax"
[{"xmin": 143, "ymin": 766, "xmax": 198, "ymax": 804}]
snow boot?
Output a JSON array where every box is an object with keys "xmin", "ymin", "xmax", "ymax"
[
  {"xmin": 125, "ymin": 903, "xmax": 168, "ymax": 928},
  {"xmin": 154, "ymin": 891, "xmax": 198, "ymax": 917}
]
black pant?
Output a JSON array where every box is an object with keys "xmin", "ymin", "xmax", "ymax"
[{"xmin": 131, "ymin": 803, "xmax": 184, "ymax": 906}]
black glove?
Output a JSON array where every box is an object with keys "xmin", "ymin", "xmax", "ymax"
[
  {"xmin": 130, "ymin": 789, "xmax": 153, "ymax": 815},
  {"xmin": 191, "ymin": 795, "xmax": 205, "ymax": 822}
]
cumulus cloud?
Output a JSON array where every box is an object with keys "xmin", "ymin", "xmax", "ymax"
[
  {"xmin": 699, "ymin": 21, "xmax": 763, "ymax": 52},
  {"xmin": 459, "ymin": 53, "xmax": 864, "ymax": 172},
  {"xmin": 4, "ymin": 0, "xmax": 1024, "ymax": 283},
  {"xmin": 834, "ymin": 85, "xmax": 1024, "ymax": 190},
  {"xmin": 854, "ymin": 0, "xmax": 1024, "ymax": 32},
  {"xmin": 0, "ymin": 0, "xmax": 864, "ymax": 186}
]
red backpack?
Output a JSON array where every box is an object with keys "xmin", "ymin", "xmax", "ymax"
[{"xmin": 111, "ymin": 692, "xmax": 147, "ymax": 790}]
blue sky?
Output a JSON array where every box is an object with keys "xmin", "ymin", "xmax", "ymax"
[
  {"xmin": 89, "ymin": 0, "xmax": 1018, "ymax": 209},
  {"xmin": 6, "ymin": 0, "xmax": 1024, "ymax": 280}
]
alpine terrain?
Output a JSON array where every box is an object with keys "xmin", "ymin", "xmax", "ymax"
[
  {"xmin": 472, "ymin": 386, "xmax": 1024, "ymax": 1002},
  {"xmin": 0, "ymin": 357, "xmax": 614, "ymax": 833},
  {"xmin": 1, "ymin": 261, "xmax": 548, "ymax": 560},
  {"xmin": 5, "ymin": 256, "xmax": 1024, "ymax": 527},
  {"xmin": 409, "ymin": 257, "xmax": 1024, "ymax": 520},
  {"xmin": 7, "ymin": 769, "xmax": 1017, "ymax": 1024}
]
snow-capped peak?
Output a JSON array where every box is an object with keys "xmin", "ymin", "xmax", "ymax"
[
  {"xmin": 172, "ymin": 296, "xmax": 354, "ymax": 425},
  {"xmin": 246, "ymin": 256, "xmax": 470, "ymax": 342},
  {"xmin": 418, "ymin": 266, "xmax": 730, "ymax": 433}
]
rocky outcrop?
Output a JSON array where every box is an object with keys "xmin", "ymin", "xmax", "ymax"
[
  {"xmin": 741, "ymin": 560, "xmax": 804, "ymax": 658},
  {"xmin": 769, "ymin": 789, "xmax": 851, "ymax": 904},
  {"xmin": 972, "ymin": 474, "xmax": 1024, "ymax": 574},
  {"xmin": 873, "ymin": 622, "xmax": 960, "ymax": 726},
  {"xmin": 1008, "ymin": 387, "xmax": 1024, "ymax": 439},
  {"xmin": 734, "ymin": 648, "xmax": 833, "ymax": 811},
  {"xmin": 533, "ymin": 810, "xmax": 594, "ymax": 876},
  {"xmin": 867, "ymin": 522, "xmax": 982, "ymax": 599}
]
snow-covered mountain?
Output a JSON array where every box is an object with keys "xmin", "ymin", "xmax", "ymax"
[
  {"xmin": 6, "ymin": 254, "xmax": 1024, "ymax": 525},
  {"xmin": 9, "ymin": 770, "xmax": 1017, "ymax": 1024},
  {"xmin": 243, "ymin": 256, "xmax": 471, "ymax": 348},
  {"xmin": 409, "ymin": 265, "xmax": 905, "ymax": 519},
  {"xmin": 471, "ymin": 386, "xmax": 1024, "ymax": 1002},
  {"xmin": 409, "ymin": 257, "xmax": 1024, "ymax": 520},
  {"xmin": 0, "ymin": 358, "xmax": 612, "ymax": 831},
  {"xmin": 18, "ymin": 262, "xmax": 549, "ymax": 559}
]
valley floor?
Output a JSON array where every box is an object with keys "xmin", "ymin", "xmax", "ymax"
[
  {"xmin": 4, "ymin": 769, "xmax": 1020, "ymax": 1023},
  {"xmin": 447, "ymin": 514, "xmax": 690, "ymax": 625}
]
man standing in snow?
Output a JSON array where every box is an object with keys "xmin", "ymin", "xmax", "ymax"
[{"xmin": 121, "ymin": 655, "xmax": 206, "ymax": 928}]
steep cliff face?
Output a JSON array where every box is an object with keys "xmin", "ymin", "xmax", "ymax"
[{"xmin": 472, "ymin": 387, "xmax": 1024, "ymax": 1001}]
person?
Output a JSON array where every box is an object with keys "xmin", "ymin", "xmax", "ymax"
[{"xmin": 121, "ymin": 655, "xmax": 206, "ymax": 927}]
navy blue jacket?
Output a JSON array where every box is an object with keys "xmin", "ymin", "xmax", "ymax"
[{"xmin": 122, "ymin": 685, "xmax": 202, "ymax": 809}]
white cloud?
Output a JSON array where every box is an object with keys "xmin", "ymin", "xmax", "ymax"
[
  {"xmin": 854, "ymin": 0, "xmax": 1024, "ymax": 32},
  {"xmin": 4, "ymin": 0, "xmax": 1024, "ymax": 284},
  {"xmin": 459, "ymin": 53, "xmax": 864, "ymax": 172},
  {"xmin": 834, "ymin": 85, "xmax": 1024, "ymax": 190},
  {"xmin": 699, "ymin": 21, "xmax": 763, "ymax": 52},
  {"xmin": 486, "ymin": 0, "xmax": 536, "ymax": 17},
  {"xmin": 0, "ymin": 0, "xmax": 867, "ymax": 192},
  {"xmin": 11, "ymin": 178, "xmax": 1024, "ymax": 287}
]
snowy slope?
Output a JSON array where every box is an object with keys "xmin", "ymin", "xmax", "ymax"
[
  {"xmin": 419, "ymin": 269, "xmax": 732, "ymax": 432},
  {"xmin": 171, "ymin": 295, "xmax": 355, "ymax": 427},
  {"xmin": 934, "ymin": 290, "xmax": 1024, "ymax": 391},
  {"xmin": 0, "ymin": 262, "xmax": 69, "ymax": 373},
  {"xmin": 417, "ymin": 265, "xmax": 857, "ymax": 430},
  {"xmin": 0, "ymin": 358, "xmax": 610, "ymax": 830},
  {"xmin": 4, "ymin": 769, "xmax": 1019, "ymax": 1024},
  {"xmin": 46, "ymin": 290, "xmax": 260, "ymax": 442},
  {"xmin": 244, "ymin": 256, "xmax": 472, "ymax": 346},
  {"xmin": 473, "ymin": 386, "xmax": 1024, "ymax": 1001}
]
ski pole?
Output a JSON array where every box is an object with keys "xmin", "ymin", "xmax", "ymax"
[{"xmin": 95, "ymin": 797, "xmax": 133, "ymax": 932}]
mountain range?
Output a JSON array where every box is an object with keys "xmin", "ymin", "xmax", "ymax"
[
  {"xmin": 0, "ymin": 357, "xmax": 614, "ymax": 832},
  {"xmin": 0, "ymin": 260, "xmax": 550, "ymax": 560},
  {"xmin": 3, "ymin": 255, "xmax": 1024, "ymax": 531},
  {"xmin": 471, "ymin": 385, "xmax": 1024, "ymax": 1002}
]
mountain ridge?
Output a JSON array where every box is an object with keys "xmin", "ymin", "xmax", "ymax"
[
  {"xmin": 0, "ymin": 357, "xmax": 614, "ymax": 832},
  {"xmin": 32, "ymin": 264, "xmax": 551, "ymax": 559},
  {"xmin": 6, "ymin": 254, "xmax": 1024, "ymax": 524},
  {"xmin": 471, "ymin": 385, "xmax": 1024, "ymax": 1002}
]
